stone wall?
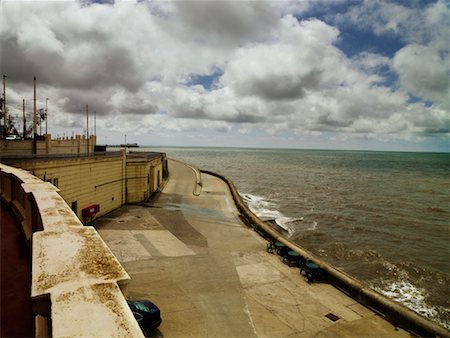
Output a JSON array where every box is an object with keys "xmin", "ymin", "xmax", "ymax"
[{"xmin": 0, "ymin": 163, "xmax": 144, "ymax": 338}]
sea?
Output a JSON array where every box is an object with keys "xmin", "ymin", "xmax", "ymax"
[{"xmin": 138, "ymin": 146, "xmax": 450, "ymax": 328}]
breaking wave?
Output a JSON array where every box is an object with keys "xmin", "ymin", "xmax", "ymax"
[
  {"xmin": 372, "ymin": 280, "xmax": 449, "ymax": 330},
  {"xmin": 240, "ymin": 192, "xmax": 307, "ymax": 235}
]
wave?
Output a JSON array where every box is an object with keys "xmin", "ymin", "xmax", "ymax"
[
  {"xmin": 240, "ymin": 192, "xmax": 306, "ymax": 235},
  {"xmin": 372, "ymin": 280, "xmax": 449, "ymax": 330}
]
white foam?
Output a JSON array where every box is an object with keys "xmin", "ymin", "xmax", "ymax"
[
  {"xmin": 372, "ymin": 280, "xmax": 448, "ymax": 328},
  {"xmin": 240, "ymin": 192, "xmax": 300, "ymax": 235}
]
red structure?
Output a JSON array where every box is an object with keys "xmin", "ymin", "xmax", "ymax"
[{"xmin": 81, "ymin": 204, "xmax": 99, "ymax": 225}]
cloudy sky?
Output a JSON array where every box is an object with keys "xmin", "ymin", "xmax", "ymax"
[{"xmin": 1, "ymin": 0, "xmax": 449, "ymax": 152}]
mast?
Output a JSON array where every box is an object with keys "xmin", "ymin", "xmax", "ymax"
[
  {"xmin": 33, "ymin": 76, "xmax": 37, "ymax": 154},
  {"xmin": 45, "ymin": 98, "xmax": 48, "ymax": 135},
  {"xmin": 86, "ymin": 104, "xmax": 89, "ymax": 153},
  {"xmin": 3, "ymin": 75, "xmax": 7, "ymax": 137}
]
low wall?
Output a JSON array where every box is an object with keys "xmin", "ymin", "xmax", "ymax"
[
  {"xmin": 201, "ymin": 170, "xmax": 449, "ymax": 338},
  {"xmin": 0, "ymin": 163, "xmax": 144, "ymax": 338},
  {"xmin": 0, "ymin": 134, "xmax": 96, "ymax": 155}
]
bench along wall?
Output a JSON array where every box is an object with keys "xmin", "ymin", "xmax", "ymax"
[
  {"xmin": 0, "ymin": 163, "xmax": 144, "ymax": 338},
  {"xmin": 202, "ymin": 169, "xmax": 450, "ymax": 338}
]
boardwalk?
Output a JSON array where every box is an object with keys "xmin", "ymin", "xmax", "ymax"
[{"xmin": 95, "ymin": 160, "xmax": 411, "ymax": 337}]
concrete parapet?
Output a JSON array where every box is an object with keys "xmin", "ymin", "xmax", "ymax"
[
  {"xmin": 0, "ymin": 163, "xmax": 143, "ymax": 338},
  {"xmin": 201, "ymin": 169, "xmax": 450, "ymax": 338},
  {"xmin": 0, "ymin": 135, "xmax": 97, "ymax": 155},
  {"xmin": 170, "ymin": 158, "xmax": 202, "ymax": 195}
]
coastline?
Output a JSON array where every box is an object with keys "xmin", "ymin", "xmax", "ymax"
[
  {"xmin": 95, "ymin": 159, "xmax": 447, "ymax": 337},
  {"xmin": 200, "ymin": 168, "xmax": 449, "ymax": 337}
]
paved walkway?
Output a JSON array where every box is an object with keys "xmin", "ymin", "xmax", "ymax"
[
  {"xmin": 0, "ymin": 203, "xmax": 35, "ymax": 337},
  {"xmin": 95, "ymin": 160, "xmax": 411, "ymax": 338}
]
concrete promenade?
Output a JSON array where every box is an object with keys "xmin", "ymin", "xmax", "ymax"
[{"xmin": 94, "ymin": 160, "xmax": 411, "ymax": 337}]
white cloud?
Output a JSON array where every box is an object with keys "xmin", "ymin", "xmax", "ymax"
[
  {"xmin": 393, "ymin": 44, "xmax": 449, "ymax": 106},
  {"xmin": 1, "ymin": 0, "xmax": 448, "ymax": 150}
]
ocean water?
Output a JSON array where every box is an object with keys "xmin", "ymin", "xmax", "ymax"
[{"xmin": 139, "ymin": 147, "xmax": 450, "ymax": 328}]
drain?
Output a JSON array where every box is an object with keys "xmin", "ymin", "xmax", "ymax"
[{"xmin": 325, "ymin": 313, "xmax": 340, "ymax": 322}]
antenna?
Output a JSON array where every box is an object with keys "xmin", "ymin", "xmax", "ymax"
[
  {"xmin": 45, "ymin": 98, "xmax": 48, "ymax": 135},
  {"xmin": 86, "ymin": 104, "xmax": 89, "ymax": 153},
  {"xmin": 2, "ymin": 75, "xmax": 6, "ymax": 137}
]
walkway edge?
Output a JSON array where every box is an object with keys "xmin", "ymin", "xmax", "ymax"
[
  {"xmin": 201, "ymin": 169, "xmax": 449, "ymax": 338},
  {"xmin": 170, "ymin": 158, "xmax": 202, "ymax": 196}
]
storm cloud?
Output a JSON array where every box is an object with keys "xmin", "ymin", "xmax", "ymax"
[{"xmin": 1, "ymin": 0, "xmax": 449, "ymax": 150}]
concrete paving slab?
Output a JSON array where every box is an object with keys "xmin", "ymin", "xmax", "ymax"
[
  {"xmin": 137, "ymin": 230, "xmax": 196, "ymax": 257},
  {"xmin": 97, "ymin": 230, "xmax": 151, "ymax": 262}
]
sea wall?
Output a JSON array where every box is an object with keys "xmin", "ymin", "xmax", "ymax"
[
  {"xmin": 201, "ymin": 169, "xmax": 449, "ymax": 338},
  {"xmin": 0, "ymin": 163, "xmax": 144, "ymax": 337}
]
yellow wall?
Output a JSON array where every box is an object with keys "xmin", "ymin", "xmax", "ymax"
[
  {"xmin": 126, "ymin": 157, "xmax": 163, "ymax": 203},
  {"xmin": 5, "ymin": 152, "xmax": 166, "ymax": 222},
  {"xmin": 0, "ymin": 134, "xmax": 96, "ymax": 155},
  {"xmin": 13, "ymin": 153, "xmax": 125, "ymax": 221}
]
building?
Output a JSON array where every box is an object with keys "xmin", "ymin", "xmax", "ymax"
[{"xmin": 0, "ymin": 135, "xmax": 167, "ymax": 337}]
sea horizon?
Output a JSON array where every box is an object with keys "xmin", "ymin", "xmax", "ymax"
[{"xmin": 132, "ymin": 144, "xmax": 450, "ymax": 155}]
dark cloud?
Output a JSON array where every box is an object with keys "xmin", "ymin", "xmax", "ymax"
[
  {"xmin": 175, "ymin": 2, "xmax": 279, "ymax": 45},
  {"xmin": 317, "ymin": 114, "xmax": 354, "ymax": 128},
  {"xmin": 1, "ymin": 4, "xmax": 144, "ymax": 93},
  {"xmin": 122, "ymin": 103, "xmax": 159, "ymax": 116},
  {"xmin": 1, "ymin": 0, "xmax": 448, "ymax": 150},
  {"xmin": 224, "ymin": 108, "xmax": 264, "ymax": 123},
  {"xmin": 0, "ymin": 37, "xmax": 40, "ymax": 84},
  {"xmin": 80, "ymin": 0, "xmax": 115, "ymax": 6},
  {"xmin": 58, "ymin": 89, "xmax": 115, "ymax": 117},
  {"xmin": 241, "ymin": 70, "xmax": 322, "ymax": 101}
]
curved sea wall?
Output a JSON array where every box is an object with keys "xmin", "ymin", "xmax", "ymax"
[
  {"xmin": 0, "ymin": 163, "xmax": 144, "ymax": 337},
  {"xmin": 201, "ymin": 169, "xmax": 449, "ymax": 338}
]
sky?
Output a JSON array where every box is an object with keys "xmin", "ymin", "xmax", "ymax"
[{"xmin": 1, "ymin": 0, "xmax": 449, "ymax": 152}]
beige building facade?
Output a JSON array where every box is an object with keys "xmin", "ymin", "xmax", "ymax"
[
  {"xmin": 0, "ymin": 134, "xmax": 97, "ymax": 155},
  {"xmin": 1, "ymin": 146, "xmax": 167, "ymax": 224},
  {"xmin": 1, "ymin": 136, "xmax": 167, "ymax": 337},
  {"xmin": 126, "ymin": 152, "xmax": 165, "ymax": 203}
]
